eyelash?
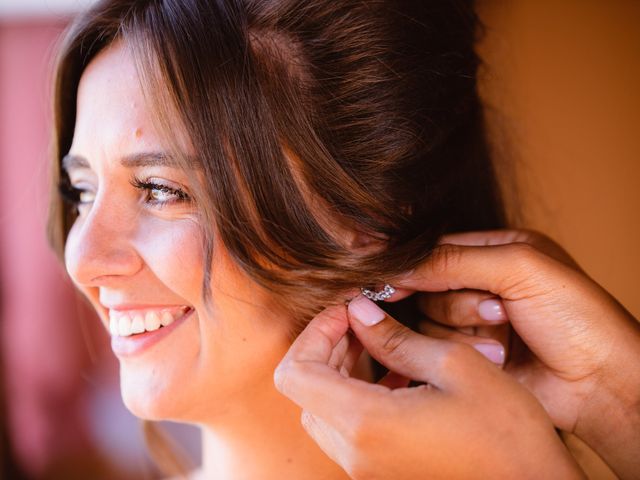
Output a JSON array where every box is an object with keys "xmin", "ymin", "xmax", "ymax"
[
  {"xmin": 58, "ymin": 181, "xmax": 84, "ymax": 206},
  {"xmin": 58, "ymin": 176, "xmax": 191, "ymax": 210},
  {"xmin": 129, "ymin": 176, "xmax": 191, "ymax": 207}
]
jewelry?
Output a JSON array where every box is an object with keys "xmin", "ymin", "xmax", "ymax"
[{"xmin": 361, "ymin": 284, "xmax": 396, "ymax": 302}]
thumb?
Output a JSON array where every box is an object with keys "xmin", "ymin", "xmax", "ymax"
[{"xmin": 347, "ymin": 294, "xmax": 490, "ymax": 391}]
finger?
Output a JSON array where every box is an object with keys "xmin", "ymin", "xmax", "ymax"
[
  {"xmin": 328, "ymin": 333, "xmax": 350, "ymax": 370},
  {"xmin": 347, "ymin": 294, "xmax": 491, "ymax": 390},
  {"xmin": 340, "ymin": 332, "xmax": 364, "ymax": 376},
  {"xmin": 417, "ymin": 290, "xmax": 508, "ymax": 327},
  {"xmin": 283, "ymin": 304, "xmax": 349, "ymax": 364},
  {"xmin": 385, "ymin": 230, "xmax": 579, "ymax": 305},
  {"xmin": 377, "ymin": 287, "xmax": 415, "ymax": 303},
  {"xmin": 439, "ymin": 229, "xmax": 536, "ymax": 246},
  {"xmin": 393, "ymin": 242, "xmax": 568, "ymax": 301},
  {"xmin": 476, "ymin": 324, "xmax": 512, "ymax": 357},
  {"xmin": 418, "ymin": 319, "xmax": 507, "ymax": 366},
  {"xmin": 438, "ymin": 229, "xmax": 580, "ymax": 270},
  {"xmin": 275, "ymin": 306, "xmax": 389, "ymax": 428}
]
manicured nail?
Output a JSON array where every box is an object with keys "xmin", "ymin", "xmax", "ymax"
[
  {"xmin": 478, "ymin": 298, "xmax": 506, "ymax": 322},
  {"xmin": 396, "ymin": 268, "xmax": 415, "ymax": 282},
  {"xmin": 348, "ymin": 295, "xmax": 386, "ymax": 326},
  {"xmin": 473, "ymin": 343, "xmax": 505, "ymax": 365}
]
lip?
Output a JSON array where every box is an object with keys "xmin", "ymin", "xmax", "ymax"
[
  {"xmin": 103, "ymin": 304, "xmax": 184, "ymax": 311},
  {"xmin": 110, "ymin": 307, "xmax": 194, "ymax": 358}
]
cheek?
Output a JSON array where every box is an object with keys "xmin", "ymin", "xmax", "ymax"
[{"xmin": 134, "ymin": 217, "xmax": 204, "ymax": 299}]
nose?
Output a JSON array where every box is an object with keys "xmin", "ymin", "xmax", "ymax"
[{"xmin": 65, "ymin": 195, "xmax": 143, "ymax": 287}]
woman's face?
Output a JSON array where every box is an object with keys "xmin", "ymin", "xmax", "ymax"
[{"xmin": 64, "ymin": 41, "xmax": 295, "ymax": 422}]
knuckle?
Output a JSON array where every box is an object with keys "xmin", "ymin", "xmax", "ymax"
[
  {"xmin": 498, "ymin": 242, "xmax": 557, "ymax": 298},
  {"xmin": 273, "ymin": 359, "xmax": 304, "ymax": 396},
  {"xmin": 432, "ymin": 243, "xmax": 463, "ymax": 276},
  {"xmin": 318, "ymin": 304, "xmax": 347, "ymax": 324},
  {"xmin": 516, "ymin": 229, "xmax": 560, "ymax": 254},
  {"xmin": 437, "ymin": 341, "xmax": 475, "ymax": 374},
  {"xmin": 517, "ymin": 228, "xmax": 550, "ymax": 245},
  {"xmin": 380, "ymin": 324, "xmax": 413, "ymax": 361},
  {"xmin": 515, "ymin": 229, "xmax": 577, "ymax": 268},
  {"xmin": 509, "ymin": 230, "xmax": 572, "ymax": 265},
  {"xmin": 506, "ymin": 241, "xmax": 542, "ymax": 267},
  {"xmin": 345, "ymin": 404, "xmax": 379, "ymax": 451},
  {"xmin": 272, "ymin": 361, "xmax": 290, "ymax": 395}
]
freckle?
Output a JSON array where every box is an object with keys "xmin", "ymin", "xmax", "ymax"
[
  {"xmin": 242, "ymin": 337, "xmax": 247, "ymax": 342},
  {"xmin": 286, "ymin": 458, "xmax": 292, "ymax": 464},
  {"xmin": 134, "ymin": 127, "xmax": 143, "ymax": 138}
]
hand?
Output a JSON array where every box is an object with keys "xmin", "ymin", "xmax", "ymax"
[
  {"xmin": 274, "ymin": 301, "xmax": 584, "ymax": 480},
  {"xmin": 396, "ymin": 229, "xmax": 640, "ymax": 479}
]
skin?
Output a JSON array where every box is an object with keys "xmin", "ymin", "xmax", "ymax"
[
  {"xmin": 62, "ymin": 39, "xmax": 620, "ymax": 480},
  {"xmin": 64, "ymin": 41, "xmax": 351, "ymax": 480},
  {"xmin": 410, "ymin": 230, "xmax": 640, "ymax": 478},
  {"xmin": 276, "ymin": 230, "xmax": 640, "ymax": 479}
]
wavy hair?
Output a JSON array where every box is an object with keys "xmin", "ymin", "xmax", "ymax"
[
  {"xmin": 49, "ymin": 0, "xmax": 506, "ymax": 324},
  {"xmin": 49, "ymin": 0, "xmax": 507, "ymax": 475}
]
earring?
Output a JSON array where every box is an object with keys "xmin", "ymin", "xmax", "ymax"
[{"xmin": 360, "ymin": 284, "xmax": 396, "ymax": 302}]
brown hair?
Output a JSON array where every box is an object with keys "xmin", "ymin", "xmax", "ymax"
[
  {"xmin": 49, "ymin": 0, "xmax": 506, "ymax": 324},
  {"xmin": 48, "ymin": 0, "xmax": 506, "ymax": 475}
]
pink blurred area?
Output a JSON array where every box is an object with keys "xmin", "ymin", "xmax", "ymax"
[
  {"xmin": 0, "ymin": 17, "xmax": 200, "ymax": 480},
  {"xmin": 0, "ymin": 18, "xmax": 111, "ymax": 479}
]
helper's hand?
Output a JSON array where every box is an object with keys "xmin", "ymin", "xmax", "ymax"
[
  {"xmin": 274, "ymin": 302, "xmax": 585, "ymax": 480},
  {"xmin": 395, "ymin": 229, "xmax": 640, "ymax": 479}
]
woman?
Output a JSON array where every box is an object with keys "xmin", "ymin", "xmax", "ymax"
[{"xmin": 48, "ymin": 0, "xmax": 587, "ymax": 478}]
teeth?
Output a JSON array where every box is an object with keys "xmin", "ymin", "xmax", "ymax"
[
  {"xmin": 160, "ymin": 311, "xmax": 174, "ymax": 327},
  {"xmin": 145, "ymin": 311, "xmax": 161, "ymax": 332},
  {"xmin": 118, "ymin": 316, "xmax": 131, "ymax": 337},
  {"xmin": 107, "ymin": 307, "xmax": 190, "ymax": 337},
  {"xmin": 131, "ymin": 314, "xmax": 145, "ymax": 334},
  {"xmin": 109, "ymin": 316, "xmax": 119, "ymax": 336}
]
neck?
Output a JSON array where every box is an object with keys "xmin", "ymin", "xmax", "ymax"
[{"xmin": 198, "ymin": 385, "xmax": 349, "ymax": 480}]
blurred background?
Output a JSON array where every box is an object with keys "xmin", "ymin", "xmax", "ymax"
[{"xmin": 0, "ymin": 0, "xmax": 638, "ymax": 478}]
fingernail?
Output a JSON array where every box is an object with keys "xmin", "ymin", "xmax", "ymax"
[
  {"xmin": 348, "ymin": 295, "xmax": 386, "ymax": 326},
  {"xmin": 397, "ymin": 268, "xmax": 415, "ymax": 281},
  {"xmin": 473, "ymin": 343, "xmax": 505, "ymax": 365},
  {"xmin": 478, "ymin": 298, "xmax": 506, "ymax": 322}
]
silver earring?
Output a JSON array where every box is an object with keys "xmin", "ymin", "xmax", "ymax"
[{"xmin": 361, "ymin": 284, "xmax": 396, "ymax": 302}]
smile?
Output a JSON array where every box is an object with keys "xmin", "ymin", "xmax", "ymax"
[{"xmin": 108, "ymin": 306, "xmax": 192, "ymax": 337}]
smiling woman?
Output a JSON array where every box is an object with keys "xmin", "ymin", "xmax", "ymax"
[{"xmin": 46, "ymin": 0, "xmax": 515, "ymax": 478}]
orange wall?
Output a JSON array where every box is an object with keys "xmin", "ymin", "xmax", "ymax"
[{"xmin": 478, "ymin": 0, "xmax": 640, "ymax": 319}]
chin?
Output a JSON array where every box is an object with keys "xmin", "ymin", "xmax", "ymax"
[{"xmin": 118, "ymin": 366, "xmax": 189, "ymax": 422}]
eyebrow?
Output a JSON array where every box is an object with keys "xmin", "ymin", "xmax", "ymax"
[{"xmin": 61, "ymin": 152, "xmax": 193, "ymax": 171}]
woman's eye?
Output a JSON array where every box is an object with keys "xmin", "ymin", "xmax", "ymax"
[
  {"xmin": 148, "ymin": 187, "xmax": 179, "ymax": 203},
  {"xmin": 78, "ymin": 190, "xmax": 96, "ymax": 204},
  {"xmin": 58, "ymin": 182, "xmax": 96, "ymax": 209},
  {"xmin": 130, "ymin": 177, "xmax": 191, "ymax": 207}
]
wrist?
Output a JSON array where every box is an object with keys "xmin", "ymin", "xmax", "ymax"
[{"xmin": 575, "ymin": 319, "xmax": 640, "ymax": 479}]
